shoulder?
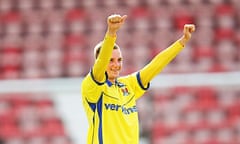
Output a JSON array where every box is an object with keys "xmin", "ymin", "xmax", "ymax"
[{"xmin": 118, "ymin": 73, "xmax": 138, "ymax": 84}]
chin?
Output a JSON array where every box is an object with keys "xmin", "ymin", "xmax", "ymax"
[
  {"xmin": 112, "ymin": 74, "xmax": 119, "ymax": 78},
  {"xmin": 109, "ymin": 74, "xmax": 119, "ymax": 79},
  {"xmin": 107, "ymin": 71, "xmax": 120, "ymax": 79}
]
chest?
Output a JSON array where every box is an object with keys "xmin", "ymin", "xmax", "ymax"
[
  {"xmin": 103, "ymin": 83, "xmax": 134, "ymax": 101},
  {"xmin": 102, "ymin": 84, "xmax": 137, "ymax": 114}
]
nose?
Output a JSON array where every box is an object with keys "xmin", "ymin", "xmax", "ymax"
[
  {"xmin": 111, "ymin": 60, "xmax": 121, "ymax": 67},
  {"xmin": 113, "ymin": 61, "xmax": 120, "ymax": 67}
]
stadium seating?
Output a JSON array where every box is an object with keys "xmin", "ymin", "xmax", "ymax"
[
  {"xmin": 0, "ymin": 93, "xmax": 72, "ymax": 144},
  {"xmin": 0, "ymin": 0, "xmax": 240, "ymax": 144},
  {"xmin": 139, "ymin": 86, "xmax": 240, "ymax": 144},
  {"xmin": 0, "ymin": 0, "xmax": 239, "ymax": 79}
]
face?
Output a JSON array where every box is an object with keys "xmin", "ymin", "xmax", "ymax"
[{"xmin": 106, "ymin": 48, "xmax": 122, "ymax": 83}]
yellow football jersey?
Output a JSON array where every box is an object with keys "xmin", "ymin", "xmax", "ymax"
[
  {"xmin": 81, "ymin": 71, "xmax": 149, "ymax": 144},
  {"xmin": 81, "ymin": 31, "xmax": 184, "ymax": 144}
]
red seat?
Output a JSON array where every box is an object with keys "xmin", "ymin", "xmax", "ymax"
[
  {"xmin": 0, "ymin": 123, "xmax": 20, "ymax": 138},
  {"xmin": 65, "ymin": 9, "xmax": 87, "ymax": 22},
  {"xmin": 172, "ymin": 7, "xmax": 194, "ymax": 30},
  {"xmin": 64, "ymin": 34, "xmax": 86, "ymax": 48},
  {"xmin": 214, "ymin": 28, "xmax": 235, "ymax": 41},
  {"xmin": 1, "ymin": 11, "xmax": 23, "ymax": 35},
  {"xmin": 129, "ymin": 6, "xmax": 150, "ymax": 19},
  {"xmin": 227, "ymin": 102, "xmax": 240, "ymax": 122},
  {"xmin": 151, "ymin": 120, "xmax": 170, "ymax": 144},
  {"xmin": 64, "ymin": 9, "xmax": 88, "ymax": 34},
  {"xmin": 42, "ymin": 118, "xmax": 66, "ymax": 136},
  {"xmin": 190, "ymin": 87, "xmax": 219, "ymax": 111},
  {"xmin": 1, "ymin": 66, "xmax": 21, "ymax": 79},
  {"xmin": 209, "ymin": 63, "xmax": 230, "ymax": 72},
  {"xmin": 193, "ymin": 46, "xmax": 215, "ymax": 61},
  {"xmin": 215, "ymin": 4, "xmax": 236, "ymax": 17},
  {"xmin": 1, "ymin": 46, "xmax": 22, "ymax": 67}
]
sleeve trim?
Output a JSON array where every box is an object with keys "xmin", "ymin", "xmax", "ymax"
[
  {"xmin": 90, "ymin": 69, "xmax": 108, "ymax": 85},
  {"xmin": 136, "ymin": 72, "xmax": 150, "ymax": 90}
]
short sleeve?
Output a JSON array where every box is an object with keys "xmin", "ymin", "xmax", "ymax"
[
  {"xmin": 81, "ymin": 71, "xmax": 107, "ymax": 103},
  {"xmin": 120, "ymin": 72, "xmax": 150, "ymax": 100}
]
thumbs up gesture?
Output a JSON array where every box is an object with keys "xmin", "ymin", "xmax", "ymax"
[{"xmin": 106, "ymin": 14, "xmax": 127, "ymax": 37}]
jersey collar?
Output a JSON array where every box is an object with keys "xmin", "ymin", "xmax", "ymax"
[
  {"xmin": 106, "ymin": 80, "xmax": 113, "ymax": 87},
  {"xmin": 106, "ymin": 79, "xmax": 126, "ymax": 88}
]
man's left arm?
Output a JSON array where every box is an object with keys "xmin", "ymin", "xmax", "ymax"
[{"xmin": 139, "ymin": 24, "xmax": 195, "ymax": 87}]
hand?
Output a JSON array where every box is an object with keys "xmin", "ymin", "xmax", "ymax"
[
  {"xmin": 179, "ymin": 24, "xmax": 195, "ymax": 46},
  {"xmin": 107, "ymin": 14, "xmax": 127, "ymax": 37}
]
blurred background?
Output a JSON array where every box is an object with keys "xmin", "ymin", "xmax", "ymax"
[{"xmin": 0, "ymin": 0, "xmax": 240, "ymax": 143}]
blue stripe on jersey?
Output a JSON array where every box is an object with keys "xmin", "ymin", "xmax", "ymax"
[
  {"xmin": 97, "ymin": 95, "xmax": 103, "ymax": 144},
  {"xmin": 136, "ymin": 72, "xmax": 150, "ymax": 90},
  {"xmin": 86, "ymin": 99, "xmax": 96, "ymax": 143},
  {"xmin": 87, "ymin": 99, "xmax": 96, "ymax": 112},
  {"xmin": 90, "ymin": 69, "xmax": 108, "ymax": 85}
]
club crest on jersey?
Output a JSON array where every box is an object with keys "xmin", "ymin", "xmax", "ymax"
[
  {"xmin": 117, "ymin": 82, "xmax": 130, "ymax": 96},
  {"xmin": 121, "ymin": 87, "xmax": 129, "ymax": 96}
]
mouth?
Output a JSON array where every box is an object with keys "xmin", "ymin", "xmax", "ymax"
[
  {"xmin": 111, "ymin": 70, "xmax": 119, "ymax": 73},
  {"xmin": 110, "ymin": 69, "xmax": 120, "ymax": 74}
]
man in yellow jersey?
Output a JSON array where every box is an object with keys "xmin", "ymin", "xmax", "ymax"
[{"xmin": 81, "ymin": 14, "xmax": 195, "ymax": 144}]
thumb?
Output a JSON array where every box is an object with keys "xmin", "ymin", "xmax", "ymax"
[{"xmin": 121, "ymin": 15, "xmax": 128, "ymax": 23}]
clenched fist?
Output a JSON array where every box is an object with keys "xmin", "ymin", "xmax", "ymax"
[
  {"xmin": 179, "ymin": 24, "xmax": 196, "ymax": 46},
  {"xmin": 107, "ymin": 14, "xmax": 127, "ymax": 37}
]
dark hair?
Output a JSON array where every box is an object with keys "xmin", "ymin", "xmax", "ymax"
[{"xmin": 94, "ymin": 41, "xmax": 120, "ymax": 59}]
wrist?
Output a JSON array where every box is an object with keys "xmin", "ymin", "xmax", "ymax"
[
  {"xmin": 179, "ymin": 36, "xmax": 188, "ymax": 47},
  {"xmin": 106, "ymin": 29, "xmax": 117, "ymax": 37}
]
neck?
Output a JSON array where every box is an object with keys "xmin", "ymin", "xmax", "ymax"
[{"xmin": 108, "ymin": 78, "xmax": 116, "ymax": 84}]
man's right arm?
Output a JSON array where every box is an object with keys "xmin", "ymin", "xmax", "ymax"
[
  {"xmin": 81, "ymin": 34, "xmax": 117, "ymax": 103},
  {"xmin": 92, "ymin": 34, "xmax": 116, "ymax": 83},
  {"xmin": 92, "ymin": 14, "xmax": 127, "ymax": 83},
  {"xmin": 81, "ymin": 14, "xmax": 127, "ymax": 102}
]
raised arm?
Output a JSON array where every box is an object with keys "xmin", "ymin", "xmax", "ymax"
[
  {"xmin": 92, "ymin": 14, "xmax": 127, "ymax": 83},
  {"xmin": 139, "ymin": 24, "xmax": 195, "ymax": 87}
]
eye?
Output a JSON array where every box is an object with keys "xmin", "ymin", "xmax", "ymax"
[{"xmin": 118, "ymin": 58, "xmax": 123, "ymax": 62}]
